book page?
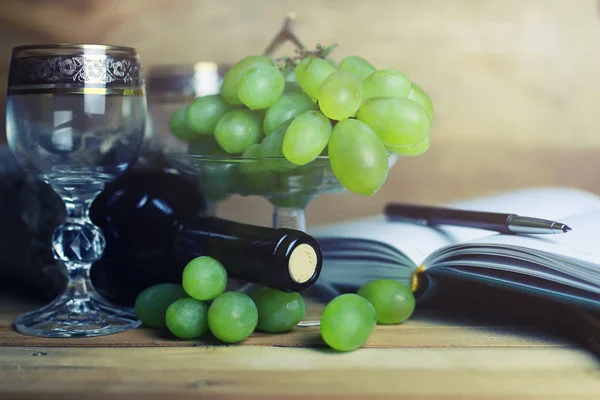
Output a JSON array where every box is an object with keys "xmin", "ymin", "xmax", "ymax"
[
  {"xmin": 310, "ymin": 215, "xmax": 456, "ymax": 266},
  {"xmin": 458, "ymin": 210, "xmax": 600, "ymax": 284},
  {"xmin": 311, "ymin": 186, "xmax": 600, "ymax": 266},
  {"xmin": 438, "ymin": 186, "xmax": 600, "ymax": 243}
]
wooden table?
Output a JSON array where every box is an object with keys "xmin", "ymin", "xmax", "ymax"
[
  {"xmin": 1, "ymin": 344, "xmax": 599, "ymax": 400},
  {"xmin": 1, "ymin": 292, "xmax": 599, "ymax": 399}
]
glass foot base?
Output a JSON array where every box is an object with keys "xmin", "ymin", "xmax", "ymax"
[{"xmin": 14, "ymin": 294, "xmax": 141, "ymax": 338}]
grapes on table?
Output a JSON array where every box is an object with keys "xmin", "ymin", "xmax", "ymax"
[
  {"xmin": 207, "ymin": 291, "xmax": 258, "ymax": 343},
  {"xmin": 182, "ymin": 256, "xmax": 228, "ymax": 301},
  {"xmin": 165, "ymin": 298, "xmax": 209, "ymax": 339},
  {"xmin": 357, "ymin": 279, "xmax": 415, "ymax": 324},
  {"xmin": 320, "ymin": 293, "xmax": 377, "ymax": 352},
  {"xmin": 167, "ymin": 42, "xmax": 434, "ymax": 197},
  {"xmin": 133, "ymin": 283, "xmax": 189, "ymax": 328},
  {"xmin": 250, "ymin": 287, "xmax": 306, "ymax": 333}
]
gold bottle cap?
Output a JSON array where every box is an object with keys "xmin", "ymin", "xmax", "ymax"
[{"xmin": 288, "ymin": 243, "xmax": 318, "ymax": 284}]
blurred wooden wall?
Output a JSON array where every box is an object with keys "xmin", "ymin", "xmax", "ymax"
[{"xmin": 1, "ymin": 0, "xmax": 600, "ymax": 227}]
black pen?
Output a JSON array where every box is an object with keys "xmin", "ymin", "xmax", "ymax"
[{"xmin": 383, "ymin": 203, "xmax": 572, "ymax": 235}]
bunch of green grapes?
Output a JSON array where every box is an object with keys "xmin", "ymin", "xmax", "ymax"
[
  {"xmin": 134, "ymin": 254, "xmax": 416, "ymax": 352},
  {"xmin": 169, "ymin": 47, "xmax": 434, "ymax": 196}
]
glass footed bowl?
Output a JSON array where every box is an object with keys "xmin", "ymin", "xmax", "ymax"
[{"xmin": 167, "ymin": 151, "xmax": 399, "ymax": 326}]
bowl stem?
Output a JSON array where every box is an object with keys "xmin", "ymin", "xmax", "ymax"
[{"xmin": 272, "ymin": 206, "xmax": 307, "ymax": 232}]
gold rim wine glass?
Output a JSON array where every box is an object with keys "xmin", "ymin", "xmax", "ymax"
[{"xmin": 6, "ymin": 44, "xmax": 146, "ymax": 337}]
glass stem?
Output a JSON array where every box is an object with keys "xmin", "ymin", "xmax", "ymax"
[
  {"xmin": 51, "ymin": 182, "xmax": 106, "ymax": 314},
  {"xmin": 272, "ymin": 207, "xmax": 307, "ymax": 232},
  {"xmin": 63, "ymin": 261, "xmax": 97, "ymax": 315}
]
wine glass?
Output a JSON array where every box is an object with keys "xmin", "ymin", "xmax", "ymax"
[
  {"xmin": 5, "ymin": 44, "xmax": 147, "ymax": 337},
  {"xmin": 168, "ymin": 152, "xmax": 398, "ymax": 325}
]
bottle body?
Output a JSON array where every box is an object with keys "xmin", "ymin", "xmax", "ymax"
[
  {"xmin": 89, "ymin": 168, "xmax": 205, "ymax": 305},
  {"xmin": 90, "ymin": 169, "xmax": 322, "ymax": 306}
]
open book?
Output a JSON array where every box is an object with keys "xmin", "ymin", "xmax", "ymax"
[{"xmin": 310, "ymin": 187, "xmax": 600, "ymax": 312}]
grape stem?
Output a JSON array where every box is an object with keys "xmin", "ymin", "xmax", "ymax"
[
  {"xmin": 263, "ymin": 13, "xmax": 306, "ymax": 56},
  {"xmin": 263, "ymin": 13, "xmax": 338, "ymax": 74}
]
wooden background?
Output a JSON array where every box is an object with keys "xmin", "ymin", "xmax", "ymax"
[{"xmin": 2, "ymin": 0, "xmax": 600, "ymax": 227}]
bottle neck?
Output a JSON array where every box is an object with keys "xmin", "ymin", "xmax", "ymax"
[{"xmin": 175, "ymin": 216, "xmax": 322, "ymax": 292}]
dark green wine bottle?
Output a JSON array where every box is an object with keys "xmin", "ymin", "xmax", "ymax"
[{"xmin": 89, "ymin": 169, "xmax": 322, "ymax": 306}]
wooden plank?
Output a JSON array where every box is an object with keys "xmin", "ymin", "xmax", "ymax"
[
  {"xmin": 0, "ymin": 322, "xmax": 574, "ymax": 349},
  {"xmin": 0, "ymin": 346, "xmax": 598, "ymax": 399},
  {"xmin": 0, "ymin": 295, "xmax": 578, "ymax": 349}
]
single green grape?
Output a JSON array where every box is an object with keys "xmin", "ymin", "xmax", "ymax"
[
  {"xmin": 169, "ymin": 106, "xmax": 196, "ymax": 141},
  {"xmin": 357, "ymin": 97, "xmax": 430, "ymax": 148},
  {"xmin": 214, "ymin": 109, "xmax": 263, "ymax": 154},
  {"xmin": 357, "ymin": 279, "xmax": 415, "ymax": 324},
  {"xmin": 208, "ymin": 292, "xmax": 258, "ymax": 343},
  {"xmin": 221, "ymin": 55, "xmax": 274, "ymax": 105},
  {"xmin": 185, "ymin": 94, "xmax": 230, "ymax": 135},
  {"xmin": 362, "ymin": 69, "xmax": 411, "ymax": 101},
  {"xmin": 133, "ymin": 283, "xmax": 189, "ymax": 328},
  {"xmin": 294, "ymin": 57, "xmax": 337, "ymax": 101},
  {"xmin": 317, "ymin": 72, "xmax": 363, "ymax": 121},
  {"xmin": 263, "ymin": 91, "xmax": 316, "ymax": 135},
  {"xmin": 165, "ymin": 298, "xmax": 209, "ymax": 339},
  {"xmin": 407, "ymin": 82, "xmax": 434, "ymax": 121},
  {"xmin": 250, "ymin": 287, "xmax": 306, "ymax": 333},
  {"xmin": 337, "ymin": 55, "xmax": 376, "ymax": 80},
  {"xmin": 387, "ymin": 136, "xmax": 430, "ymax": 156},
  {"xmin": 238, "ymin": 65, "xmax": 285, "ymax": 110},
  {"xmin": 182, "ymin": 256, "xmax": 228, "ymax": 301},
  {"xmin": 320, "ymin": 293, "xmax": 377, "ymax": 352},
  {"xmin": 282, "ymin": 110, "xmax": 332, "ymax": 166},
  {"xmin": 259, "ymin": 121, "xmax": 297, "ymax": 172},
  {"xmin": 328, "ymin": 119, "xmax": 389, "ymax": 196}
]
